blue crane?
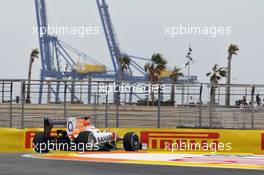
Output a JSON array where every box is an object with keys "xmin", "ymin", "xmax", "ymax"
[
  {"xmin": 35, "ymin": 0, "xmax": 117, "ymax": 103},
  {"xmin": 34, "ymin": 0, "xmax": 198, "ymax": 103},
  {"xmin": 96, "ymin": 0, "xmax": 149, "ymax": 80},
  {"xmin": 96, "ymin": 0, "xmax": 198, "ymax": 83}
]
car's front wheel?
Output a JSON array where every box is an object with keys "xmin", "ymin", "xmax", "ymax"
[{"xmin": 123, "ymin": 132, "xmax": 141, "ymax": 151}]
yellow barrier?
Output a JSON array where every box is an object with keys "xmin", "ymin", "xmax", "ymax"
[
  {"xmin": 0, "ymin": 128, "xmax": 263, "ymax": 154},
  {"xmin": 107, "ymin": 128, "xmax": 264, "ymax": 154},
  {"xmin": 0, "ymin": 128, "xmax": 25, "ymax": 152}
]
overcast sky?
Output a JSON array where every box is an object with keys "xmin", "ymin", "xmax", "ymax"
[{"xmin": 0, "ymin": 0, "xmax": 263, "ymax": 84}]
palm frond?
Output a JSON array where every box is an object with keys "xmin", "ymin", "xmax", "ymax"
[
  {"xmin": 219, "ymin": 69, "xmax": 227, "ymax": 77},
  {"xmin": 30, "ymin": 48, "xmax": 39, "ymax": 58},
  {"xmin": 228, "ymin": 44, "xmax": 239, "ymax": 55},
  {"xmin": 206, "ymin": 72, "xmax": 211, "ymax": 77},
  {"xmin": 146, "ymin": 53, "xmax": 167, "ymax": 81},
  {"xmin": 207, "ymin": 64, "xmax": 226, "ymax": 84}
]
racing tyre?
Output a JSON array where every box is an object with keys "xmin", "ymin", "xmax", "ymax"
[
  {"xmin": 77, "ymin": 131, "xmax": 97, "ymax": 151},
  {"xmin": 33, "ymin": 132, "xmax": 49, "ymax": 153},
  {"xmin": 123, "ymin": 132, "xmax": 141, "ymax": 151}
]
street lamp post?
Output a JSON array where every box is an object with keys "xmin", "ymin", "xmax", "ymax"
[{"xmin": 185, "ymin": 44, "xmax": 195, "ymax": 104}]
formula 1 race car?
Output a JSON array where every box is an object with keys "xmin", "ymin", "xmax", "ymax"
[{"xmin": 33, "ymin": 117, "xmax": 142, "ymax": 153}]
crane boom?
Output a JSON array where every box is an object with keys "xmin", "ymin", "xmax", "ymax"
[
  {"xmin": 35, "ymin": 0, "xmax": 52, "ymax": 73},
  {"xmin": 96, "ymin": 0, "xmax": 122, "ymax": 79}
]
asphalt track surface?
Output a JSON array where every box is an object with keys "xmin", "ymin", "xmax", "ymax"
[{"xmin": 0, "ymin": 153, "xmax": 263, "ymax": 175}]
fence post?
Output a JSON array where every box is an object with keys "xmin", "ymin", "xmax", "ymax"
[
  {"xmin": 129, "ymin": 82, "xmax": 133, "ymax": 105},
  {"xmin": 71, "ymin": 80, "xmax": 75, "ymax": 103},
  {"xmin": 181, "ymin": 85, "xmax": 184, "ymax": 105},
  {"xmin": 93, "ymin": 94, "xmax": 97, "ymax": 118},
  {"xmin": 97, "ymin": 82, "xmax": 100, "ymax": 105},
  {"xmin": 21, "ymin": 81, "xmax": 25, "ymax": 129},
  {"xmin": 87, "ymin": 77, "xmax": 92, "ymax": 104},
  {"xmin": 47, "ymin": 80, "xmax": 51, "ymax": 104},
  {"xmin": 116, "ymin": 91, "xmax": 120, "ymax": 128},
  {"xmin": 64, "ymin": 82, "xmax": 67, "ymax": 118},
  {"xmin": 9, "ymin": 81, "xmax": 13, "ymax": 128},
  {"xmin": 1, "ymin": 81, "xmax": 4, "ymax": 103},
  {"xmin": 209, "ymin": 84, "xmax": 213, "ymax": 129},
  {"xmin": 157, "ymin": 85, "xmax": 161, "ymax": 128},
  {"xmin": 199, "ymin": 84, "xmax": 203, "ymax": 128},
  {"xmin": 55, "ymin": 81, "xmax": 60, "ymax": 103},
  {"xmin": 93, "ymin": 94, "xmax": 96, "ymax": 112},
  {"xmin": 105, "ymin": 83, "xmax": 109, "ymax": 128},
  {"xmin": 251, "ymin": 86, "xmax": 255, "ymax": 129}
]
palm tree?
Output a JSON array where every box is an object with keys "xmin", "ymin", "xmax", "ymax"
[
  {"xmin": 225, "ymin": 44, "xmax": 239, "ymax": 106},
  {"xmin": 116, "ymin": 56, "xmax": 131, "ymax": 104},
  {"xmin": 144, "ymin": 53, "xmax": 167, "ymax": 105},
  {"xmin": 206, "ymin": 64, "xmax": 227, "ymax": 104},
  {"xmin": 118, "ymin": 56, "xmax": 131, "ymax": 80},
  {"xmin": 26, "ymin": 48, "xmax": 39, "ymax": 103},
  {"xmin": 170, "ymin": 67, "xmax": 183, "ymax": 104}
]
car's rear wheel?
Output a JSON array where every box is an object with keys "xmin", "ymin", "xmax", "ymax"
[
  {"xmin": 33, "ymin": 132, "xmax": 49, "ymax": 153},
  {"xmin": 77, "ymin": 131, "xmax": 96, "ymax": 151},
  {"xmin": 123, "ymin": 132, "xmax": 141, "ymax": 151}
]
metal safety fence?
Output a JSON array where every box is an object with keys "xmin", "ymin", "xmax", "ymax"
[{"xmin": 0, "ymin": 79, "xmax": 263, "ymax": 129}]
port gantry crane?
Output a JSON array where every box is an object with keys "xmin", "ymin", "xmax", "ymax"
[
  {"xmin": 34, "ymin": 0, "xmax": 150, "ymax": 103},
  {"xmin": 34, "ymin": 0, "xmax": 197, "ymax": 103},
  {"xmin": 35, "ymin": 0, "xmax": 115, "ymax": 104},
  {"xmin": 96, "ymin": 0, "xmax": 150, "ymax": 81}
]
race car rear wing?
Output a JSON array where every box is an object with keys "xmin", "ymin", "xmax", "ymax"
[{"xmin": 44, "ymin": 118, "xmax": 67, "ymax": 138}]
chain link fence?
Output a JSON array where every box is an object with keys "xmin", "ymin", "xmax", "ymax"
[{"xmin": 0, "ymin": 79, "xmax": 263, "ymax": 129}]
